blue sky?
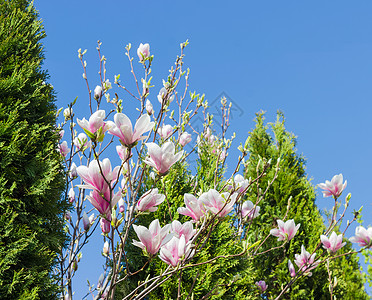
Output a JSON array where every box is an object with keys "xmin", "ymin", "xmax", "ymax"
[{"xmin": 35, "ymin": 1, "xmax": 372, "ymax": 297}]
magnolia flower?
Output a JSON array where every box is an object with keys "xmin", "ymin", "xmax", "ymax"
[
  {"xmin": 63, "ymin": 107, "xmax": 73, "ymax": 120},
  {"xmin": 294, "ymin": 245, "xmax": 319, "ymax": 276},
  {"xmin": 157, "ymin": 87, "xmax": 174, "ymax": 105},
  {"xmin": 136, "ymin": 188, "xmax": 165, "ymax": 212},
  {"xmin": 103, "ymin": 79, "xmax": 112, "ymax": 91},
  {"xmin": 288, "ymin": 259, "xmax": 296, "ymax": 277},
  {"xmin": 107, "ymin": 113, "xmax": 154, "ymax": 147},
  {"xmin": 179, "ymin": 132, "xmax": 192, "ymax": 147},
  {"xmin": 146, "ymin": 99, "xmax": 153, "ymax": 115},
  {"xmin": 241, "ymin": 200, "xmax": 260, "ymax": 220},
  {"xmin": 320, "ymin": 231, "xmax": 346, "ymax": 252},
  {"xmin": 178, "ymin": 193, "xmax": 206, "ymax": 222},
  {"xmin": 270, "ymin": 219, "xmax": 300, "ymax": 242},
  {"xmin": 68, "ymin": 188, "xmax": 75, "ymax": 203},
  {"xmin": 59, "ymin": 129, "xmax": 64, "ymax": 140},
  {"xmin": 132, "ymin": 219, "xmax": 171, "ymax": 255},
  {"xmin": 349, "ymin": 226, "xmax": 372, "ymax": 247},
  {"xmin": 229, "ymin": 174, "xmax": 249, "ymax": 194},
  {"xmin": 94, "ymin": 85, "xmax": 102, "ymax": 100},
  {"xmin": 100, "ymin": 218, "xmax": 111, "ymax": 233},
  {"xmin": 77, "ymin": 110, "xmax": 106, "ymax": 136},
  {"xmin": 116, "ymin": 145, "xmax": 128, "ymax": 161},
  {"xmin": 200, "ymin": 189, "xmax": 237, "ymax": 218},
  {"xmin": 171, "ymin": 220, "xmax": 196, "ymax": 243},
  {"xmin": 118, "ymin": 198, "xmax": 125, "ymax": 213},
  {"xmin": 82, "ymin": 211, "xmax": 94, "ymax": 231},
  {"xmin": 64, "ymin": 211, "xmax": 71, "ymax": 221},
  {"xmin": 58, "ymin": 141, "xmax": 69, "ymax": 157},
  {"xmin": 137, "ymin": 43, "xmax": 150, "ymax": 61},
  {"xmin": 255, "ymin": 280, "xmax": 267, "ymax": 292},
  {"xmin": 157, "ymin": 124, "xmax": 173, "ymax": 139},
  {"xmin": 74, "ymin": 132, "xmax": 91, "ymax": 150},
  {"xmin": 103, "ymin": 241, "xmax": 109, "ymax": 256},
  {"xmin": 144, "ymin": 142, "xmax": 184, "ymax": 175},
  {"xmin": 69, "ymin": 162, "xmax": 77, "ymax": 179},
  {"xmin": 318, "ymin": 174, "xmax": 347, "ymax": 198},
  {"xmin": 159, "ymin": 235, "xmax": 194, "ymax": 267}
]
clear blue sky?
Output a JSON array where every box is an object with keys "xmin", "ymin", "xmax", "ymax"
[{"xmin": 35, "ymin": 1, "xmax": 372, "ymax": 297}]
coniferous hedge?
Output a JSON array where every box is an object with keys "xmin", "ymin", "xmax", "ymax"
[{"xmin": 0, "ymin": 1, "xmax": 68, "ymax": 298}]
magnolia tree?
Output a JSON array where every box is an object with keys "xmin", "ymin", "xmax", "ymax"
[{"xmin": 56, "ymin": 41, "xmax": 371, "ymax": 299}]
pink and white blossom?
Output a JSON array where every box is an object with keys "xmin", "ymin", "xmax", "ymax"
[
  {"xmin": 118, "ymin": 198, "xmax": 125, "ymax": 213},
  {"xmin": 136, "ymin": 188, "xmax": 165, "ymax": 212},
  {"xmin": 103, "ymin": 241, "xmax": 109, "ymax": 256},
  {"xmin": 157, "ymin": 87, "xmax": 174, "ymax": 105},
  {"xmin": 137, "ymin": 43, "xmax": 150, "ymax": 61},
  {"xmin": 144, "ymin": 142, "xmax": 184, "ymax": 175},
  {"xmin": 58, "ymin": 141, "xmax": 69, "ymax": 157},
  {"xmin": 270, "ymin": 219, "xmax": 300, "ymax": 242},
  {"xmin": 229, "ymin": 174, "xmax": 249, "ymax": 194},
  {"xmin": 146, "ymin": 99, "xmax": 154, "ymax": 115},
  {"xmin": 179, "ymin": 132, "xmax": 192, "ymax": 147},
  {"xmin": 68, "ymin": 188, "xmax": 75, "ymax": 203},
  {"xmin": 200, "ymin": 189, "xmax": 237, "ymax": 218},
  {"xmin": 100, "ymin": 218, "xmax": 111, "ymax": 234},
  {"xmin": 349, "ymin": 226, "xmax": 372, "ymax": 247},
  {"xmin": 63, "ymin": 107, "xmax": 73, "ymax": 120},
  {"xmin": 159, "ymin": 235, "xmax": 194, "ymax": 267},
  {"xmin": 77, "ymin": 110, "xmax": 106, "ymax": 136},
  {"xmin": 157, "ymin": 124, "xmax": 173, "ymax": 140},
  {"xmin": 288, "ymin": 259, "xmax": 296, "ymax": 277},
  {"xmin": 107, "ymin": 113, "xmax": 154, "ymax": 147},
  {"xmin": 74, "ymin": 132, "xmax": 91, "ymax": 150},
  {"xmin": 83, "ymin": 211, "xmax": 94, "ymax": 231},
  {"xmin": 116, "ymin": 145, "xmax": 129, "ymax": 161},
  {"xmin": 69, "ymin": 162, "xmax": 77, "ymax": 179},
  {"xmin": 318, "ymin": 174, "xmax": 347, "ymax": 198},
  {"xmin": 132, "ymin": 219, "xmax": 171, "ymax": 255},
  {"xmin": 241, "ymin": 200, "xmax": 260, "ymax": 220},
  {"xmin": 255, "ymin": 280, "xmax": 267, "ymax": 292},
  {"xmin": 177, "ymin": 193, "xmax": 206, "ymax": 222},
  {"xmin": 320, "ymin": 231, "xmax": 346, "ymax": 253},
  {"xmin": 171, "ymin": 220, "xmax": 196, "ymax": 243},
  {"xmin": 294, "ymin": 245, "xmax": 319, "ymax": 276},
  {"xmin": 94, "ymin": 85, "xmax": 102, "ymax": 100}
]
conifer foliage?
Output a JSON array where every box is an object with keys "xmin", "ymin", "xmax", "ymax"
[{"xmin": 0, "ymin": 1, "xmax": 67, "ymax": 298}]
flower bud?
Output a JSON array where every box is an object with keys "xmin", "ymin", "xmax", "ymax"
[
  {"xmin": 103, "ymin": 241, "xmax": 110, "ymax": 256},
  {"xmin": 69, "ymin": 162, "xmax": 77, "ymax": 179},
  {"xmin": 68, "ymin": 188, "xmax": 75, "ymax": 203},
  {"xmin": 63, "ymin": 107, "xmax": 73, "ymax": 120},
  {"xmin": 146, "ymin": 99, "xmax": 153, "ymax": 115},
  {"xmin": 137, "ymin": 43, "xmax": 150, "ymax": 61},
  {"xmin": 118, "ymin": 198, "xmax": 125, "ymax": 213},
  {"xmin": 100, "ymin": 218, "xmax": 111, "ymax": 233},
  {"xmin": 94, "ymin": 85, "xmax": 102, "ymax": 100},
  {"xmin": 179, "ymin": 132, "xmax": 192, "ymax": 147}
]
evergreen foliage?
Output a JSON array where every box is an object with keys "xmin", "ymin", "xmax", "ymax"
[
  {"xmin": 0, "ymin": 1, "xmax": 67, "ymax": 298},
  {"xmin": 243, "ymin": 111, "xmax": 368, "ymax": 299}
]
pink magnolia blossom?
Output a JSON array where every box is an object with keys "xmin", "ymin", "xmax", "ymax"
[
  {"xmin": 100, "ymin": 218, "xmax": 111, "ymax": 233},
  {"xmin": 107, "ymin": 113, "xmax": 154, "ymax": 147},
  {"xmin": 77, "ymin": 110, "xmax": 106, "ymax": 136},
  {"xmin": 177, "ymin": 193, "xmax": 206, "ymax": 222},
  {"xmin": 68, "ymin": 188, "xmax": 75, "ymax": 203},
  {"xmin": 349, "ymin": 226, "xmax": 372, "ymax": 247},
  {"xmin": 137, "ymin": 43, "xmax": 150, "ymax": 61},
  {"xmin": 294, "ymin": 245, "xmax": 319, "ymax": 276},
  {"xmin": 157, "ymin": 87, "xmax": 174, "ymax": 105},
  {"xmin": 171, "ymin": 220, "xmax": 196, "ymax": 243},
  {"xmin": 229, "ymin": 174, "xmax": 249, "ymax": 194},
  {"xmin": 83, "ymin": 211, "xmax": 94, "ymax": 231},
  {"xmin": 320, "ymin": 231, "xmax": 346, "ymax": 253},
  {"xmin": 59, "ymin": 129, "xmax": 64, "ymax": 140},
  {"xmin": 74, "ymin": 132, "xmax": 91, "ymax": 150},
  {"xmin": 146, "ymin": 99, "xmax": 153, "ymax": 115},
  {"xmin": 103, "ymin": 241, "xmax": 109, "ymax": 256},
  {"xmin": 158, "ymin": 124, "xmax": 173, "ymax": 139},
  {"xmin": 270, "ymin": 219, "xmax": 300, "ymax": 242},
  {"xmin": 200, "ymin": 189, "xmax": 237, "ymax": 218},
  {"xmin": 241, "ymin": 200, "xmax": 260, "ymax": 220},
  {"xmin": 132, "ymin": 219, "xmax": 171, "ymax": 255},
  {"xmin": 58, "ymin": 141, "xmax": 69, "ymax": 157},
  {"xmin": 144, "ymin": 142, "xmax": 184, "ymax": 175},
  {"xmin": 288, "ymin": 259, "xmax": 296, "ymax": 277},
  {"xmin": 318, "ymin": 174, "xmax": 347, "ymax": 198},
  {"xmin": 255, "ymin": 280, "xmax": 267, "ymax": 292},
  {"xmin": 179, "ymin": 132, "xmax": 192, "ymax": 147},
  {"xmin": 159, "ymin": 235, "xmax": 194, "ymax": 267},
  {"xmin": 63, "ymin": 107, "xmax": 73, "ymax": 120},
  {"xmin": 118, "ymin": 198, "xmax": 125, "ymax": 213},
  {"xmin": 116, "ymin": 145, "xmax": 129, "ymax": 161},
  {"xmin": 69, "ymin": 162, "xmax": 77, "ymax": 179},
  {"xmin": 136, "ymin": 188, "xmax": 165, "ymax": 212}
]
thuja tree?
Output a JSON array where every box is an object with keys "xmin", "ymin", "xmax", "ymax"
[
  {"xmin": 0, "ymin": 0, "xmax": 67, "ymax": 298},
  {"xmin": 243, "ymin": 112, "xmax": 368, "ymax": 299}
]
